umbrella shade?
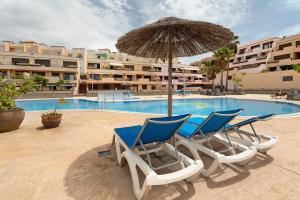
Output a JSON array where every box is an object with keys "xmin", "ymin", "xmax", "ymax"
[
  {"xmin": 116, "ymin": 17, "xmax": 234, "ymax": 116},
  {"xmin": 116, "ymin": 17, "xmax": 234, "ymax": 58}
]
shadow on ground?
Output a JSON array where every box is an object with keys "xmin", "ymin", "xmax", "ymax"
[
  {"xmin": 203, "ymin": 152, "xmax": 274, "ymax": 188},
  {"xmin": 64, "ymin": 144, "xmax": 196, "ymax": 200}
]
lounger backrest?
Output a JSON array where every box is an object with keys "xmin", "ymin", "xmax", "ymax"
[
  {"xmin": 196, "ymin": 109, "xmax": 243, "ymax": 135},
  {"xmin": 256, "ymin": 114, "xmax": 274, "ymax": 121},
  {"xmin": 226, "ymin": 113, "xmax": 274, "ymax": 130},
  {"xmin": 134, "ymin": 114, "xmax": 191, "ymax": 146}
]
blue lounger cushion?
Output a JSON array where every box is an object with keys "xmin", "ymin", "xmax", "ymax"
[
  {"xmin": 188, "ymin": 117, "xmax": 205, "ymax": 125},
  {"xmin": 178, "ymin": 109, "xmax": 243, "ymax": 138},
  {"xmin": 115, "ymin": 114, "xmax": 191, "ymax": 148},
  {"xmin": 177, "ymin": 122, "xmax": 198, "ymax": 138},
  {"xmin": 115, "ymin": 125, "xmax": 143, "ymax": 148}
]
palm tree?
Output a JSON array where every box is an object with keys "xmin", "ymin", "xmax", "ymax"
[
  {"xmin": 228, "ymin": 35, "xmax": 240, "ymax": 54},
  {"xmin": 213, "ymin": 47, "xmax": 234, "ymax": 92},
  {"xmin": 33, "ymin": 75, "xmax": 48, "ymax": 91},
  {"xmin": 203, "ymin": 60, "xmax": 221, "ymax": 91}
]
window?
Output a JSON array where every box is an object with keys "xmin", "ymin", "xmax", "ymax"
[
  {"xmin": 263, "ymin": 42, "xmax": 272, "ymax": 49},
  {"xmin": 88, "ymin": 63, "xmax": 100, "ymax": 69},
  {"xmin": 35, "ymin": 59, "xmax": 50, "ymax": 67},
  {"xmin": 282, "ymin": 76, "xmax": 293, "ymax": 82},
  {"xmin": 142, "ymin": 66, "xmax": 152, "ymax": 71},
  {"xmin": 274, "ymin": 54, "xmax": 290, "ymax": 61},
  {"xmin": 52, "ymin": 72, "xmax": 60, "ymax": 77},
  {"xmin": 251, "ymin": 45, "xmax": 260, "ymax": 50},
  {"xmin": 279, "ymin": 43, "xmax": 292, "ymax": 50},
  {"xmin": 63, "ymin": 61, "xmax": 77, "ymax": 68},
  {"xmin": 77, "ymin": 54, "xmax": 83, "ymax": 58},
  {"xmin": 12, "ymin": 58, "xmax": 29, "ymax": 65},
  {"xmin": 246, "ymin": 54, "xmax": 257, "ymax": 59},
  {"xmin": 63, "ymin": 73, "xmax": 75, "ymax": 80},
  {"xmin": 142, "ymin": 85, "xmax": 147, "ymax": 90},
  {"xmin": 90, "ymin": 74, "xmax": 100, "ymax": 80},
  {"xmin": 239, "ymin": 48, "xmax": 245, "ymax": 54}
]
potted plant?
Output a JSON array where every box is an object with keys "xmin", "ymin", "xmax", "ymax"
[
  {"xmin": 41, "ymin": 97, "xmax": 65, "ymax": 129},
  {"xmin": 0, "ymin": 77, "xmax": 35, "ymax": 132}
]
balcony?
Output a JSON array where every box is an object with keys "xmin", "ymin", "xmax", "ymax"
[
  {"xmin": 138, "ymin": 78, "xmax": 150, "ymax": 82},
  {"xmin": 87, "ymin": 63, "xmax": 100, "ymax": 69},
  {"xmin": 256, "ymin": 55, "xmax": 267, "ymax": 60},
  {"xmin": 102, "ymin": 77, "xmax": 115, "ymax": 82},
  {"xmin": 63, "ymin": 61, "xmax": 77, "ymax": 68},
  {"xmin": 239, "ymin": 59, "xmax": 248, "ymax": 63},
  {"xmin": 48, "ymin": 77, "xmax": 60, "ymax": 83}
]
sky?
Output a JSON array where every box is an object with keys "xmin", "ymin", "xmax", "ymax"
[{"xmin": 0, "ymin": 0, "xmax": 299, "ymax": 64}]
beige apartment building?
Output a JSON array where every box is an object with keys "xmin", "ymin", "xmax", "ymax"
[
  {"xmin": 0, "ymin": 41, "xmax": 208, "ymax": 94},
  {"xmin": 199, "ymin": 34, "xmax": 300, "ymax": 90},
  {"xmin": 0, "ymin": 41, "xmax": 79, "ymax": 92},
  {"xmin": 230, "ymin": 37, "xmax": 279, "ymax": 73},
  {"xmin": 239, "ymin": 34, "xmax": 300, "ymax": 90}
]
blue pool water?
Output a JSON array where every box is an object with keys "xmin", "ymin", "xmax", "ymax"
[{"xmin": 16, "ymin": 98, "xmax": 300, "ymax": 116}]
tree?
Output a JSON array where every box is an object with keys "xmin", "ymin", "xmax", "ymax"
[
  {"xmin": 228, "ymin": 35, "xmax": 240, "ymax": 54},
  {"xmin": 293, "ymin": 64, "xmax": 300, "ymax": 73},
  {"xmin": 232, "ymin": 73, "xmax": 243, "ymax": 93},
  {"xmin": 203, "ymin": 60, "xmax": 221, "ymax": 91},
  {"xmin": 33, "ymin": 75, "xmax": 48, "ymax": 91},
  {"xmin": 213, "ymin": 47, "xmax": 234, "ymax": 92},
  {"xmin": 55, "ymin": 79, "xmax": 65, "ymax": 91}
]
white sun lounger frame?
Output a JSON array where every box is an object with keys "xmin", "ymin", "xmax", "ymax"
[{"xmin": 114, "ymin": 129, "xmax": 203, "ymax": 199}]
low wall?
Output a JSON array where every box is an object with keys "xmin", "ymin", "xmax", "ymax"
[
  {"xmin": 236, "ymin": 70, "xmax": 300, "ymax": 90},
  {"xmin": 19, "ymin": 91, "xmax": 74, "ymax": 99}
]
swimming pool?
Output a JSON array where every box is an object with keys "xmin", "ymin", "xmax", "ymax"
[{"xmin": 16, "ymin": 98, "xmax": 300, "ymax": 117}]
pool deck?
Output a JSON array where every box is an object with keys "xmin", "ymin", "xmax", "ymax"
[{"xmin": 1, "ymin": 94, "xmax": 300, "ymax": 200}]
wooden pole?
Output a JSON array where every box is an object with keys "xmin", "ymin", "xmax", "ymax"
[{"xmin": 168, "ymin": 30, "xmax": 173, "ymax": 117}]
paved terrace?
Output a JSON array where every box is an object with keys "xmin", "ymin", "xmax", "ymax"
[{"xmin": 1, "ymin": 96, "xmax": 300, "ymax": 199}]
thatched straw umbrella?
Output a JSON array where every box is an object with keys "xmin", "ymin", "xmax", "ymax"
[{"xmin": 116, "ymin": 17, "xmax": 234, "ymax": 116}]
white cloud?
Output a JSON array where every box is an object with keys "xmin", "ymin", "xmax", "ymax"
[
  {"xmin": 0, "ymin": 0, "xmax": 132, "ymax": 50},
  {"xmin": 139, "ymin": 0, "xmax": 251, "ymax": 28},
  {"xmin": 278, "ymin": 24, "xmax": 300, "ymax": 37}
]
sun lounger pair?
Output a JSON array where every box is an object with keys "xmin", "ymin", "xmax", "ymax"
[{"xmin": 113, "ymin": 110, "xmax": 278, "ymax": 199}]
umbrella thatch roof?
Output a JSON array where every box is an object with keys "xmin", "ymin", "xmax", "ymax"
[{"xmin": 116, "ymin": 17, "xmax": 234, "ymax": 58}]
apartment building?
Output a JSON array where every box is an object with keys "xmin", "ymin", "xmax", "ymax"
[
  {"xmin": 80, "ymin": 49, "xmax": 208, "ymax": 93},
  {"xmin": 267, "ymin": 34, "xmax": 300, "ymax": 71},
  {"xmin": 198, "ymin": 34, "xmax": 300, "ymax": 90},
  {"xmin": 230, "ymin": 37, "xmax": 280, "ymax": 73},
  {"xmin": 0, "ymin": 41, "xmax": 208, "ymax": 94},
  {"xmin": 0, "ymin": 41, "xmax": 79, "ymax": 91}
]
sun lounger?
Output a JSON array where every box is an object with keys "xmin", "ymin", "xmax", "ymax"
[
  {"xmin": 222, "ymin": 114, "xmax": 278, "ymax": 153},
  {"xmin": 271, "ymin": 92, "xmax": 287, "ymax": 99},
  {"xmin": 114, "ymin": 114, "xmax": 204, "ymax": 200},
  {"xmin": 176, "ymin": 109, "xmax": 256, "ymax": 177}
]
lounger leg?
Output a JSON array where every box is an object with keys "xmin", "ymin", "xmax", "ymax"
[
  {"xmin": 115, "ymin": 135, "xmax": 122, "ymax": 165},
  {"xmin": 176, "ymin": 140, "xmax": 202, "ymax": 180},
  {"xmin": 201, "ymin": 159, "xmax": 220, "ymax": 177},
  {"xmin": 123, "ymin": 151, "xmax": 150, "ymax": 200}
]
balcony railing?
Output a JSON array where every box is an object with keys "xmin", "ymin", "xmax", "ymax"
[{"xmin": 256, "ymin": 55, "xmax": 267, "ymax": 60}]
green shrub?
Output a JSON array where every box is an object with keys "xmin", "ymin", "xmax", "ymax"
[{"xmin": 0, "ymin": 78, "xmax": 35, "ymax": 111}]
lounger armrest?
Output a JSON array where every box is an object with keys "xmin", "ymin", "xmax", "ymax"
[{"xmin": 146, "ymin": 160, "xmax": 203, "ymax": 185}]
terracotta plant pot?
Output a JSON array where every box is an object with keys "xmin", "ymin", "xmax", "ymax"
[
  {"xmin": 41, "ymin": 113, "xmax": 62, "ymax": 129},
  {"xmin": 0, "ymin": 108, "xmax": 25, "ymax": 132}
]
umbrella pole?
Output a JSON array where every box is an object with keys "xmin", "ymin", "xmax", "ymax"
[{"xmin": 168, "ymin": 31, "xmax": 173, "ymax": 117}]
